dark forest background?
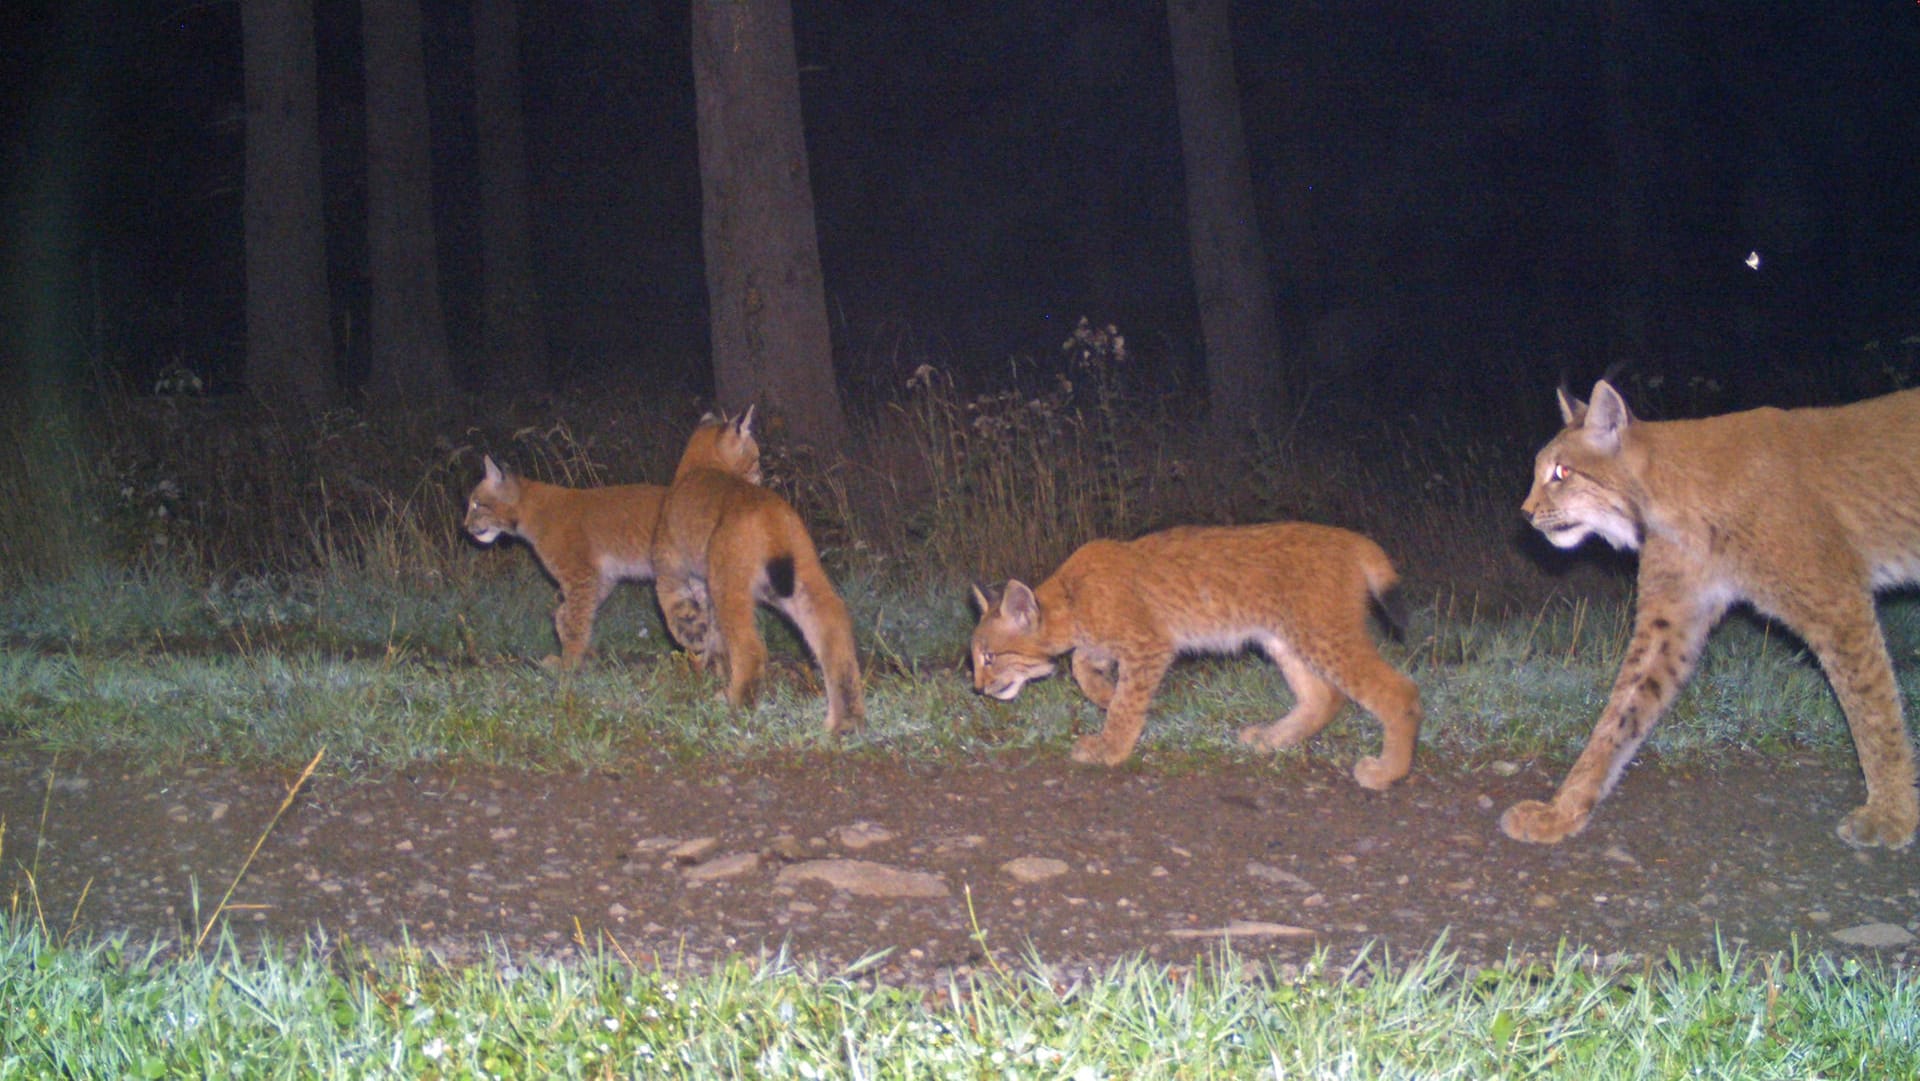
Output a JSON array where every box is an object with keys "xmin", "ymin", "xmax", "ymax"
[{"xmin": 5, "ymin": 1, "xmax": 1920, "ymax": 428}]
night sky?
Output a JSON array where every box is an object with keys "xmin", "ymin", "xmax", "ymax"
[{"xmin": 7, "ymin": 1, "xmax": 1920, "ymax": 411}]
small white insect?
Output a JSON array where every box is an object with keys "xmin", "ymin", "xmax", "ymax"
[{"xmin": 1745, "ymin": 251, "xmax": 1763, "ymax": 270}]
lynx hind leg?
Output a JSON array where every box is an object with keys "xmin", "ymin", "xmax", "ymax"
[
  {"xmin": 709, "ymin": 566, "xmax": 768, "ymax": 710},
  {"xmin": 781, "ymin": 568, "xmax": 866, "ymax": 735},
  {"xmin": 658, "ymin": 574, "xmax": 720, "ymax": 670},
  {"xmin": 1797, "ymin": 598, "xmax": 1919, "ymax": 849},
  {"xmin": 1238, "ymin": 641, "xmax": 1347, "ymax": 753},
  {"xmin": 1070, "ymin": 650, "xmax": 1119, "ymax": 709},
  {"xmin": 1337, "ymin": 650, "xmax": 1422, "ymax": 792}
]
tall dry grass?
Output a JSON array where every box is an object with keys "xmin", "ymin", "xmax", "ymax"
[{"xmin": 0, "ymin": 339, "xmax": 1590, "ymax": 617}]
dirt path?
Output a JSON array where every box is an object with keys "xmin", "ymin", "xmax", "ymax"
[{"xmin": 1, "ymin": 748, "xmax": 1914, "ymax": 985}]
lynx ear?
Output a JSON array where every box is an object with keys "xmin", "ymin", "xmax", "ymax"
[
  {"xmin": 735, "ymin": 404, "xmax": 755, "ymax": 439},
  {"xmin": 1002, "ymin": 579, "xmax": 1039, "ymax": 628},
  {"xmin": 1583, "ymin": 380, "xmax": 1633, "ymax": 450},
  {"xmin": 482, "ymin": 455, "xmax": 504, "ymax": 484},
  {"xmin": 970, "ymin": 582, "xmax": 1000, "ymax": 615}
]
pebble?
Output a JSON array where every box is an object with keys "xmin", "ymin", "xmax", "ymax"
[
  {"xmin": 1830, "ymin": 922, "xmax": 1915, "ymax": 948},
  {"xmin": 1001, "ymin": 856, "xmax": 1070, "ymax": 883},
  {"xmin": 775, "ymin": 859, "xmax": 949, "ymax": 898}
]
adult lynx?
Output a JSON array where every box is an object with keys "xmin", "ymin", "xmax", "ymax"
[
  {"xmin": 1505, "ymin": 380, "xmax": 1920, "ymax": 849},
  {"xmin": 463, "ymin": 457, "xmax": 667, "ymax": 671},
  {"xmin": 652, "ymin": 410, "xmax": 865, "ymax": 734},
  {"xmin": 970, "ymin": 523, "xmax": 1422, "ymax": 789}
]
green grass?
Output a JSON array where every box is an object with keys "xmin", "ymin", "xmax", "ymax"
[
  {"xmin": 1, "ymin": 921, "xmax": 1914, "ymax": 1078},
  {"xmin": 3, "ymin": 375, "xmax": 1917, "ymax": 1072},
  {"xmin": 3, "ymin": 560, "xmax": 1897, "ymax": 774}
]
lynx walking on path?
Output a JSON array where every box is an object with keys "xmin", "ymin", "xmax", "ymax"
[
  {"xmin": 971, "ymin": 522, "xmax": 1422, "ymax": 790},
  {"xmin": 463, "ymin": 456, "xmax": 667, "ymax": 671},
  {"xmin": 1504, "ymin": 380, "xmax": 1920, "ymax": 850},
  {"xmin": 652, "ymin": 410, "xmax": 865, "ymax": 734}
]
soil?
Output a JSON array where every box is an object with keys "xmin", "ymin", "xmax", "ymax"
[{"xmin": 2, "ymin": 746, "xmax": 1916, "ymax": 986}]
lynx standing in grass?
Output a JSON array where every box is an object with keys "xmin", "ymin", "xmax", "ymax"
[
  {"xmin": 652, "ymin": 410, "xmax": 865, "ymax": 734},
  {"xmin": 463, "ymin": 457, "xmax": 669, "ymax": 671},
  {"xmin": 1506, "ymin": 380, "xmax": 1920, "ymax": 850},
  {"xmin": 970, "ymin": 523, "xmax": 1423, "ymax": 790}
]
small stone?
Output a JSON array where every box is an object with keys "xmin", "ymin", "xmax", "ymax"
[
  {"xmin": 1246, "ymin": 862, "xmax": 1315, "ymax": 891},
  {"xmin": 1489, "ymin": 760, "xmax": 1519, "ymax": 777},
  {"xmin": 835, "ymin": 822, "xmax": 895, "ymax": 850},
  {"xmin": 1602, "ymin": 845, "xmax": 1640, "ymax": 867},
  {"xmin": 669, "ymin": 837, "xmax": 720, "ymax": 864},
  {"xmin": 1001, "ymin": 856, "xmax": 1070, "ymax": 883},
  {"xmin": 775, "ymin": 859, "xmax": 949, "ymax": 899},
  {"xmin": 766, "ymin": 835, "xmax": 808, "ymax": 861},
  {"xmin": 1831, "ymin": 922, "xmax": 1915, "ymax": 948},
  {"xmin": 684, "ymin": 852, "xmax": 760, "ymax": 884}
]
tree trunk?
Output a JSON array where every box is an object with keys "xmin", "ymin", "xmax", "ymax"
[
  {"xmin": 690, "ymin": 0, "xmax": 847, "ymax": 450},
  {"xmin": 363, "ymin": 0, "xmax": 453, "ymax": 403},
  {"xmin": 1167, "ymin": 0, "xmax": 1284, "ymax": 436},
  {"xmin": 1602, "ymin": 0, "xmax": 1653, "ymax": 370},
  {"xmin": 474, "ymin": 0, "xmax": 547, "ymax": 393},
  {"xmin": 241, "ymin": 0, "xmax": 335, "ymax": 413}
]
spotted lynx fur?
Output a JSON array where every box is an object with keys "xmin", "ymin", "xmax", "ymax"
[
  {"xmin": 652, "ymin": 410, "xmax": 865, "ymax": 734},
  {"xmin": 1504, "ymin": 380, "xmax": 1920, "ymax": 849},
  {"xmin": 970, "ymin": 522, "xmax": 1422, "ymax": 789},
  {"xmin": 463, "ymin": 457, "xmax": 671, "ymax": 671}
]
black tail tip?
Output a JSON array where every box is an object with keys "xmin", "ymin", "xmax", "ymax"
[
  {"xmin": 1375, "ymin": 585, "xmax": 1411, "ymax": 641},
  {"xmin": 766, "ymin": 554, "xmax": 796, "ymax": 598}
]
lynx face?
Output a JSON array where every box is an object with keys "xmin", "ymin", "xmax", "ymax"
[
  {"xmin": 464, "ymin": 456, "xmax": 522, "ymax": 544},
  {"xmin": 1522, "ymin": 390, "xmax": 1642, "ymax": 552},
  {"xmin": 969, "ymin": 582, "xmax": 1058, "ymax": 700}
]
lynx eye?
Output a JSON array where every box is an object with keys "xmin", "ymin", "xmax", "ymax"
[{"xmin": 1548, "ymin": 462, "xmax": 1571, "ymax": 484}]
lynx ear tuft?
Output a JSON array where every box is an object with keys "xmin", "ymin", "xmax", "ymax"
[{"xmin": 1555, "ymin": 386, "xmax": 1585, "ymax": 426}]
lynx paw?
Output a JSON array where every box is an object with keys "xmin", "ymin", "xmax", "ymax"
[
  {"xmin": 825, "ymin": 706, "xmax": 865, "ymax": 737},
  {"xmin": 540, "ymin": 653, "xmax": 584, "ymax": 674},
  {"xmin": 1070, "ymin": 734, "xmax": 1133, "ymax": 767},
  {"xmin": 1499, "ymin": 799, "xmax": 1588, "ymax": 845},
  {"xmin": 1351, "ymin": 755, "xmax": 1405, "ymax": 792},
  {"xmin": 1237, "ymin": 722, "xmax": 1305, "ymax": 753},
  {"xmin": 1836, "ymin": 802, "xmax": 1918, "ymax": 850}
]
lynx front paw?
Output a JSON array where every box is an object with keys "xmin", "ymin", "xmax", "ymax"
[
  {"xmin": 540, "ymin": 653, "xmax": 584, "ymax": 673},
  {"xmin": 1070, "ymin": 734, "xmax": 1133, "ymax": 767},
  {"xmin": 1351, "ymin": 755, "xmax": 1406, "ymax": 792},
  {"xmin": 1836, "ymin": 801, "xmax": 1918, "ymax": 850},
  {"xmin": 1499, "ymin": 799, "xmax": 1588, "ymax": 845}
]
